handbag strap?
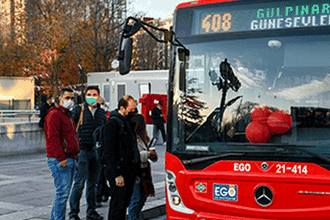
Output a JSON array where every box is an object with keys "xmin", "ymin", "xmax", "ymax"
[{"xmin": 76, "ymin": 104, "xmax": 84, "ymax": 132}]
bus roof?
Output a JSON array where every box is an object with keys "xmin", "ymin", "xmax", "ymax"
[{"xmin": 175, "ymin": 0, "xmax": 239, "ymax": 10}]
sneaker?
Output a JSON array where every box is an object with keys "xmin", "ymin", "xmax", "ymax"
[
  {"xmin": 87, "ymin": 211, "xmax": 103, "ymax": 220},
  {"xmin": 69, "ymin": 215, "xmax": 81, "ymax": 220}
]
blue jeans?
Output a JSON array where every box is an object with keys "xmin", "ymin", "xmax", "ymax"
[
  {"xmin": 69, "ymin": 149, "xmax": 99, "ymax": 216},
  {"xmin": 47, "ymin": 157, "xmax": 77, "ymax": 220},
  {"xmin": 128, "ymin": 177, "xmax": 147, "ymax": 220}
]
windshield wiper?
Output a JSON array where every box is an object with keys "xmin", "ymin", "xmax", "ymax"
[
  {"xmin": 182, "ymin": 152, "xmax": 245, "ymax": 165},
  {"xmin": 229, "ymin": 143, "xmax": 330, "ymax": 164},
  {"xmin": 182, "ymin": 143, "xmax": 330, "ymax": 165}
]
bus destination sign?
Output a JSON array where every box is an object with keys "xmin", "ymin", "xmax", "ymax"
[{"xmin": 193, "ymin": 0, "xmax": 330, "ymax": 35}]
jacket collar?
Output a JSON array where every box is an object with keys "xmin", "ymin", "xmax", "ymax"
[
  {"xmin": 111, "ymin": 109, "xmax": 125, "ymax": 120},
  {"xmin": 57, "ymin": 105, "xmax": 70, "ymax": 115}
]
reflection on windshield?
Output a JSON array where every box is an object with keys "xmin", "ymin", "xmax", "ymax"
[{"xmin": 172, "ymin": 35, "xmax": 330, "ymax": 156}]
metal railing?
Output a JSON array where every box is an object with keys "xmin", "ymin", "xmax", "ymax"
[{"xmin": 0, "ymin": 110, "xmax": 40, "ymax": 123}]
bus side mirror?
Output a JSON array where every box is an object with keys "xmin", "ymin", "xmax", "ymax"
[{"xmin": 118, "ymin": 38, "xmax": 133, "ymax": 75}]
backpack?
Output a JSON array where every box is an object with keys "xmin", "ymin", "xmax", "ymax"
[{"xmin": 93, "ymin": 115, "xmax": 124, "ymax": 164}]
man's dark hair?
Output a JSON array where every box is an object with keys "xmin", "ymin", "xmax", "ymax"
[
  {"xmin": 118, "ymin": 95, "xmax": 134, "ymax": 109},
  {"xmin": 60, "ymin": 88, "xmax": 74, "ymax": 96},
  {"xmin": 46, "ymin": 94, "xmax": 53, "ymax": 100},
  {"xmin": 86, "ymin": 86, "xmax": 100, "ymax": 95}
]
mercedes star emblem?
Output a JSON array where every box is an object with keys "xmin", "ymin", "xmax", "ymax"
[
  {"xmin": 261, "ymin": 162, "xmax": 269, "ymax": 170},
  {"xmin": 255, "ymin": 185, "xmax": 273, "ymax": 207}
]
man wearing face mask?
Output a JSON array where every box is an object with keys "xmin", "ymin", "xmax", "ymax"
[
  {"xmin": 98, "ymin": 96, "xmax": 110, "ymax": 118},
  {"xmin": 69, "ymin": 86, "xmax": 107, "ymax": 220},
  {"xmin": 44, "ymin": 88, "xmax": 80, "ymax": 220},
  {"xmin": 103, "ymin": 95, "xmax": 140, "ymax": 220}
]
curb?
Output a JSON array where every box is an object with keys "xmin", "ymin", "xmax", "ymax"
[
  {"xmin": 140, "ymin": 204, "xmax": 166, "ymax": 219},
  {"xmin": 126, "ymin": 204, "xmax": 166, "ymax": 220}
]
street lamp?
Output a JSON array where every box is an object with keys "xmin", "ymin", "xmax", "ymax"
[{"xmin": 78, "ymin": 64, "xmax": 85, "ymax": 103}]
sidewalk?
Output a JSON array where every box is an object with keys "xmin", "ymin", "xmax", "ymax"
[{"xmin": 0, "ymin": 145, "xmax": 166, "ymax": 220}]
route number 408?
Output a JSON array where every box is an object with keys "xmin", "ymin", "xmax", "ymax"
[
  {"xmin": 202, "ymin": 13, "xmax": 232, "ymax": 33},
  {"xmin": 276, "ymin": 164, "xmax": 308, "ymax": 174}
]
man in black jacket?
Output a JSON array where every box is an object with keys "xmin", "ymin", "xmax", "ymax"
[
  {"xmin": 151, "ymin": 102, "xmax": 166, "ymax": 144},
  {"xmin": 69, "ymin": 86, "xmax": 107, "ymax": 220},
  {"xmin": 39, "ymin": 94, "xmax": 54, "ymax": 128},
  {"xmin": 103, "ymin": 95, "xmax": 140, "ymax": 220}
]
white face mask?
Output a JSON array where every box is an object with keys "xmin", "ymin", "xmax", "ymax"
[
  {"xmin": 100, "ymin": 105, "xmax": 107, "ymax": 111},
  {"xmin": 51, "ymin": 98, "xmax": 55, "ymax": 103},
  {"xmin": 62, "ymin": 100, "xmax": 74, "ymax": 109}
]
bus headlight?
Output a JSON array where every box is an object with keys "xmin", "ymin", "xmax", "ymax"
[
  {"xmin": 166, "ymin": 170, "xmax": 195, "ymax": 214},
  {"xmin": 172, "ymin": 195, "xmax": 181, "ymax": 205}
]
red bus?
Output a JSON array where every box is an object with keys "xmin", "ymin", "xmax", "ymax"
[{"xmin": 117, "ymin": 0, "xmax": 330, "ymax": 219}]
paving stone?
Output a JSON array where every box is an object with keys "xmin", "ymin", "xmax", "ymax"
[{"xmin": 0, "ymin": 145, "xmax": 166, "ymax": 220}]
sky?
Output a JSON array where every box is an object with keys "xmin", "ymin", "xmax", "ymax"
[{"xmin": 128, "ymin": 0, "xmax": 189, "ymax": 20}]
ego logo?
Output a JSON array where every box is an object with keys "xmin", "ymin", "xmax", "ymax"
[
  {"xmin": 213, "ymin": 184, "xmax": 238, "ymax": 201},
  {"xmin": 234, "ymin": 163, "xmax": 251, "ymax": 172}
]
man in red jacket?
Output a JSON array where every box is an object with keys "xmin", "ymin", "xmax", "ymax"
[{"xmin": 44, "ymin": 88, "xmax": 80, "ymax": 220}]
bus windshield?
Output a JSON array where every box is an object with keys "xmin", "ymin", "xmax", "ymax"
[{"xmin": 170, "ymin": 33, "xmax": 330, "ymax": 162}]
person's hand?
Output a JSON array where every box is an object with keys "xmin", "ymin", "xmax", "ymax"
[
  {"xmin": 115, "ymin": 175, "xmax": 125, "ymax": 187},
  {"xmin": 148, "ymin": 150, "xmax": 158, "ymax": 160},
  {"xmin": 60, "ymin": 159, "xmax": 68, "ymax": 167},
  {"xmin": 153, "ymin": 151, "xmax": 158, "ymax": 159}
]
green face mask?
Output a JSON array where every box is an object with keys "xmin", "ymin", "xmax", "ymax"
[{"xmin": 86, "ymin": 97, "xmax": 97, "ymax": 106}]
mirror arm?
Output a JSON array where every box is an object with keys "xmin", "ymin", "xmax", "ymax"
[
  {"xmin": 121, "ymin": 17, "xmax": 186, "ymax": 48},
  {"xmin": 140, "ymin": 25, "xmax": 167, "ymax": 43},
  {"xmin": 116, "ymin": 16, "xmax": 190, "ymax": 75}
]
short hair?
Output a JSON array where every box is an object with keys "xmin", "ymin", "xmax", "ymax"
[
  {"xmin": 46, "ymin": 94, "xmax": 53, "ymax": 100},
  {"xmin": 118, "ymin": 95, "xmax": 135, "ymax": 109},
  {"xmin": 85, "ymin": 86, "xmax": 100, "ymax": 95},
  {"xmin": 60, "ymin": 88, "xmax": 74, "ymax": 96}
]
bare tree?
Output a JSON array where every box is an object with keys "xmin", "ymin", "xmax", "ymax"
[
  {"xmin": 82, "ymin": 0, "xmax": 127, "ymax": 72},
  {"xmin": 0, "ymin": 0, "xmax": 172, "ymax": 101},
  {"xmin": 22, "ymin": 0, "xmax": 91, "ymax": 97},
  {"xmin": 130, "ymin": 18, "xmax": 169, "ymax": 71}
]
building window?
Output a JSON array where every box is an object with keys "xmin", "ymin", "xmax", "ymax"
[
  {"xmin": 139, "ymin": 83, "xmax": 150, "ymax": 98},
  {"xmin": 117, "ymin": 84, "xmax": 126, "ymax": 102},
  {"xmin": 103, "ymin": 84, "xmax": 110, "ymax": 102}
]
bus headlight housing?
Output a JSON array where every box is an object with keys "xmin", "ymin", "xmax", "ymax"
[
  {"xmin": 172, "ymin": 195, "xmax": 181, "ymax": 205},
  {"xmin": 166, "ymin": 170, "xmax": 195, "ymax": 214}
]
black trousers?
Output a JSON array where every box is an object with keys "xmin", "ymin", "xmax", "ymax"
[
  {"xmin": 107, "ymin": 174, "xmax": 135, "ymax": 220},
  {"xmin": 153, "ymin": 123, "xmax": 166, "ymax": 143},
  {"xmin": 96, "ymin": 164, "xmax": 110, "ymax": 203}
]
